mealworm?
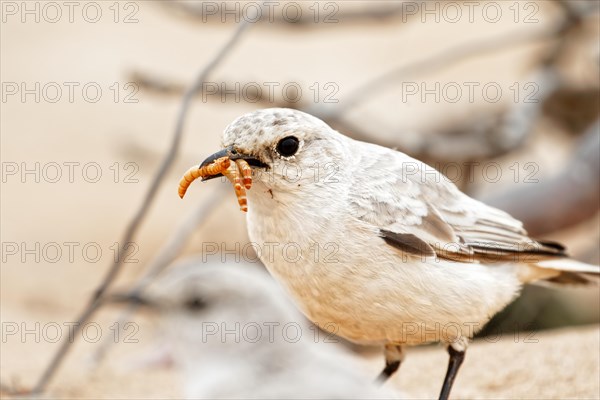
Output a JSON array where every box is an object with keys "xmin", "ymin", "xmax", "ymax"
[
  {"xmin": 235, "ymin": 159, "xmax": 253, "ymax": 190},
  {"xmin": 178, "ymin": 157, "xmax": 231, "ymax": 199},
  {"xmin": 222, "ymin": 161, "xmax": 248, "ymax": 212}
]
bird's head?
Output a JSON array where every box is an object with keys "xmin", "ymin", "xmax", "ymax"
[{"xmin": 199, "ymin": 108, "xmax": 350, "ymax": 196}]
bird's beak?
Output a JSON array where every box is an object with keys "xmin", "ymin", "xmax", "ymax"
[
  {"xmin": 105, "ymin": 291, "xmax": 157, "ymax": 309},
  {"xmin": 199, "ymin": 146, "xmax": 268, "ymax": 181}
]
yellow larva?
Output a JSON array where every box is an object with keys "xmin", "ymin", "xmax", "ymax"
[
  {"xmin": 235, "ymin": 159, "xmax": 253, "ymax": 190},
  {"xmin": 222, "ymin": 161, "xmax": 248, "ymax": 212},
  {"xmin": 178, "ymin": 156, "xmax": 253, "ymax": 212},
  {"xmin": 178, "ymin": 157, "xmax": 231, "ymax": 199}
]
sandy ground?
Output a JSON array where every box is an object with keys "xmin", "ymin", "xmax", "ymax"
[
  {"xmin": 2, "ymin": 317, "xmax": 598, "ymax": 399},
  {"xmin": 2, "ymin": 1, "xmax": 599, "ymax": 399}
]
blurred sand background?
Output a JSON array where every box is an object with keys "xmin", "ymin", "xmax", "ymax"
[{"xmin": 1, "ymin": 1, "xmax": 599, "ymax": 398}]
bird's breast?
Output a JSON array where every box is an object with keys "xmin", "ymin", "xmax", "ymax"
[{"xmin": 244, "ymin": 179, "xmax": 522, "ymax": 346}]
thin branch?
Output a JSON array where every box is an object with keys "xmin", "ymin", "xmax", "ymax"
[
  {"xmin": 318, "ymin": 27, "xmax": 561, "ymax": 119},
  {"xmin": 93, "ymin": 22, "xmax": 250, "ymax": 302},
  {"xmin": 29, "ymin": 21, "xmax": 251, "ymax": 395}
]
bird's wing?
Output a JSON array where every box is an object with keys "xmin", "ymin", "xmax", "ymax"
[{"xmin": 348, "ymin": 144, "xmax": 565, "ymax": 262}]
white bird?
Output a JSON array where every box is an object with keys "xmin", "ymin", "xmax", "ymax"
[
  {"xmin": 112, "ymin": 259, "xmax": 399, "ymax": 399},
  {"xmin": 196, "ymin": 108, "xmax": 600, "ymax": 399}
]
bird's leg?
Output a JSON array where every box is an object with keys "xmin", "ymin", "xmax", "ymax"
[
  {"xmin": 375, "ymin": 344, "xmax": 404, "ymax": 384},
  {"xmin": 438, "ymin": 344, "xmax": 466, "ymax": 400}
]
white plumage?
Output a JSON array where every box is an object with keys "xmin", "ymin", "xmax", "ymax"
[{"xmin": 200, "ymin": 108, "xmax": 598, "ymax": 398}]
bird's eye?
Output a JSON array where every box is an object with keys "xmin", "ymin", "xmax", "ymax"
[
  {"xmin": 276, "ymin": 136, "xmax": 300, "ymax": 157},
  {"xmin": 184, "ymin": 297, "xmax": 207, "ymax": 311}
]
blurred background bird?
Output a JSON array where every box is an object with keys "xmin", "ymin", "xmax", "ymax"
[{"xmin": 110, "ymin": 259, "xmax": 400, "ymax": 399}]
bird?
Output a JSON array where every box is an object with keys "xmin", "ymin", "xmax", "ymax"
[
  {"xmin": 194, "ymin": 108, "xmax": 600, "ymax": 399},
  {"xmin": 110, "ymin": 259, "xmax": 399, "ymax": 399}
]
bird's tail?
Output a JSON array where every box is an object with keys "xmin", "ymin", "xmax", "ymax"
[{"xmin": 524, "ymin": 258, "xmax": 600, "ymax": 286}]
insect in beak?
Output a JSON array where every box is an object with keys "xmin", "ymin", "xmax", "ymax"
[
  {"xmin": 178, "ymin": 146, "xmax": 268, "ymax": 212},
  {"xmin": 198, "ymin": 146, "xmax": 268, "ymax": 182}
]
